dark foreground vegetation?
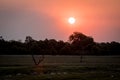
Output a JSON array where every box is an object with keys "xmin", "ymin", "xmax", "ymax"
[
  {"xmin": 0, "ymin": 32, "xmax": 120, "ymax": 55},
  {"xmin": 0, "ymin": 65, "xmax": 120, "ymax": 80}
]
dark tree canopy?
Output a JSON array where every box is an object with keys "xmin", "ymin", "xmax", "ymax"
[
  {"xmin": 69, "ymin": 32, "xmax": 94, "ymax": 53},
  {"xmin": 0, "ymin": 32, "xmax": 120, "ymax": 55}
]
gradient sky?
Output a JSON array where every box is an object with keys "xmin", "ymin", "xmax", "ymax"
[{"xmin": 0, "ymin": 0, "xmax": 120, "ymax": 42}]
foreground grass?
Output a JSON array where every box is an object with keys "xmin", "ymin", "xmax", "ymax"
[{"xmin": 0, "ymin": 65, "xmax": 120, "ymax": 80}]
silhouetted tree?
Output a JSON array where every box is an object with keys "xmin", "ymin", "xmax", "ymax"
[
  {"xmin": 0, "ymin": 32, "xmax": 120, "ymax": 56},
  {"xmin": 25, "ymin": 36, "xmax": 45, "ymax": 67},
  {"xmin": 69, "ymin": 32, "xmax": 94, "ymax": 62},
  {"xmin": 0, "ymin": 36, "xmax": 4, "ymax": 41},
  {"xmin": 69, "ymin": 32, "xmax": 94, "ymax": 53}
]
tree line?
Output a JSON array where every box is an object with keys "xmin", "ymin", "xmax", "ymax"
[{"xmin": 0, "ymin": 32, "xmax": 120, "ymax": 55}]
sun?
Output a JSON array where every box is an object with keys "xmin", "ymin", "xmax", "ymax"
[{"xmin": 68, "ymin": 17, "xmax": 76, "ymax": 24}]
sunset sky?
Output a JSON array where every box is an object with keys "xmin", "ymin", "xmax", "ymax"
[{"xmin": 0, "ymin": 0, "xmax": 120, "ymax": 42}]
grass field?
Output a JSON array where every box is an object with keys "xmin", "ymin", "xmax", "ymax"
[
  {"xmin": 0, "ymin": 65, "xmax": 120, "ymax": 80},
  {"xmin": 0, "ymin": 55, "xmax": 120, "ymax": 80},
  {"xmin": 0, "ymin": 55, "xmax": 120, "ymax": 66}
]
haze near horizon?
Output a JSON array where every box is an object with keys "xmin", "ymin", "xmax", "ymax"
[{"xmin": 0, "ymin": 0, "xmax": 120, "ymax": 42}]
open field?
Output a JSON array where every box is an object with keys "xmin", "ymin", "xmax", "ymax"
[
  {"xmin": 0, "ymin": 55, "xmax": 120, "ymax": 66},
  {"xmin": 0, "ymin": 55, "xmax": 120, "ymax": 80},
  {"xmin": 0, "ymin": 65, "xmax": 120, "ymax": 80}
]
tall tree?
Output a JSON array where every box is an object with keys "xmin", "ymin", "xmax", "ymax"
[
  {"xmin": 69, "ymin": 32, "xmax": 94, "ymax": 48},
  {"xmin": 25, "ymin": 36, "xmax": 45, "ymax": 66},
  {"xmin": 69, "ymin": 32, "xmax": 94, "ymax": 62}
]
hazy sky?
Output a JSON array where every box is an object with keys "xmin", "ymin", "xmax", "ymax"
[{"xmin": 0, "ymin": 0, "xmax": 120, "ymax": 42}]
